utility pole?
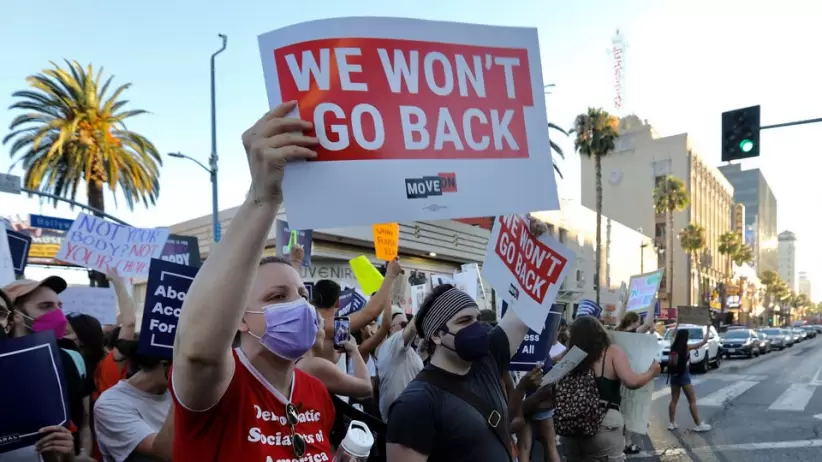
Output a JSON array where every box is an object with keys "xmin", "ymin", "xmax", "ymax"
[{"xmin": 210, "ymin": 34, "xmax": 227, "ymax": 242}]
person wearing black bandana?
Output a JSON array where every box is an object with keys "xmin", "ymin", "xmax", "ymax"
[{"xmin": 386, "ymin": 215, "xmax": 549, "ymax": 462}]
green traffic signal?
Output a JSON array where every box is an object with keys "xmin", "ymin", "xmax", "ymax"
[{"xmin": 739, "ymin": 139, "xmax": 754, "ymax": 153}]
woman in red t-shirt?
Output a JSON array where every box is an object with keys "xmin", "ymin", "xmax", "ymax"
[{"xmin": 170, "ymin": 101, "xmax": 335, "ymax": 462}]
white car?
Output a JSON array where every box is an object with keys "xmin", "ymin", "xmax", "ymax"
[{"xmin": 660, "ymin": 324, "xmax": 721, "ymax": 373}]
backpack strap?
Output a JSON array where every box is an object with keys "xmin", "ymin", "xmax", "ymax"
[{"xmin": 415, "ymin": 368, "xmax": 513, "ymax": 461}]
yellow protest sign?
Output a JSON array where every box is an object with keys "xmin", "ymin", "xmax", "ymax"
[
  {"xmin": 349, "ymin": 255, "xmax": 384, "ymax": 295},
  {"xmin": 372, "ymin": 223, "xmax": 399, "ymax": 261}
]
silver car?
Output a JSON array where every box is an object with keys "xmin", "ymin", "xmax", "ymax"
[{"xmin": 760, "ymin": 328, "xmax": 787, "ymax": 350}]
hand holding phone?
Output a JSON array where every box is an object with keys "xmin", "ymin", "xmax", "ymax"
[{"xmin": 333, "ymin": 316, "xmax": 350, "ymax": 350}]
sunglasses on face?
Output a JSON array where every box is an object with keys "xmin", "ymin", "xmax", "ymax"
[{"xmin": 286, "ymin": 403, "xmax": 306, "ymax": 457}]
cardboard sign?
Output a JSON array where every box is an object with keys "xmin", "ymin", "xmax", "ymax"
[
  {"xmin": 453, "ymin": 271, "xmax": 479, "ymax": 301},
  {"xmin": 259, "ymin": 17, "xmax": 559, "ymax": 230},
  {"xmin": 61, "ymin": 287, "xmax": 118, "ymax": 325},
  {"xmin": 55, "ymin": 213, "xmax": 169, "ymax": 277},
  {"xmin": 160, "ymin": 234, "xmax": 201, "ymax": 267},
  {"xmin": 275, "ymin": 220, "xmax": 312, "ymax": 267},
  {"xmin": 372, "ymin": 223, "xmax": 399, "ymax": 261},
  {"xmin": 502, "ymin": 301, "xmax": 564, "ymax": 371},
  {"xmin": 0, "ymin": 227, "xmax": 15, "ymax": 287},
  {"xmin": 0, "ymin": 331, "xmax": 69, "ymax": 454},
  {"xmin": 677, "ymin": 305, "xmax": 710, "ymax": 326},
  {"xmin": 626, "ymin": 269, "xmax": 664, "ymax": 313},
  {"xmin": 138, "ymin": 259, "xmax": 199, "ymax": 358},
  {"xmin": 482, "ymin": 214, "xmax": 574, "ymax": 332},
  {"xmin": 540, "ymin": 346, "xmax": 587, "ymax": 386},
  {"xmin": 5, "ymin": 228, "xmax": 31, "ymax": 275},
  {"xmin": 337, "ymin": 288, "xmax": 367, "ymax": 317}
]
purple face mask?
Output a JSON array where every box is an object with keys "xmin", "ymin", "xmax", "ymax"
[{"xmin": 248, "ymin": 298, "xmax": 318, "ymax": 361}]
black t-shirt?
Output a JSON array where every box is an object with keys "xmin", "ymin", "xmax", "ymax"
[
  {"xmin": 386, "ymin": 326, "xmax": 511, "ymax": 461},
  {"xmin": 57, "ymin": 348, "xmax": 87, "ymax": 432}
]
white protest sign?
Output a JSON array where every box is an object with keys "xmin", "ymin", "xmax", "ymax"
[
  {"xmin": 0, "ymin": 226, "xmax": 15, "ymax": 287},
  {"xmin": 410, "ymin": 284, "xmax": 429, "ymax": 315},
  {"xmin": 540, "ymin": 346, "xmax": 587, "ymax": 386},
  {"xmin": 431, "ymin": 274, "xmax": 455, "ymax": 288},
  {"xmin": 626, "ymin": 269, "xmax": 664, "ymax": 313},
  {"xmin": 678, "ymin": 305, "xmax": 710, "ymax": 326},
  {"xmin": 55, "ymin": 213, "xmax": 169, "ymax": 277},
  {"xmin": 482, "ymin": 215, "xmax": 574, "ymax": 332},
  {"xmin": 61, "ymin": 287, "xmax": 118, "ymax": 325},
  {"xmin": 258, "ymin": 17, "xmax": 560, "ymax": 231},
  {"xmin": 453, "ymin": 271, "xmax": 479, "ymax": 301},
  {"xmin": 610, "ymin": 331, "xmax": 660, "ymax": 434}
]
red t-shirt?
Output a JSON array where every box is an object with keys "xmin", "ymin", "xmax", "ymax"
[{"xmin": 170, "ymin": 348, "xmax": 335, "ymax": 462}]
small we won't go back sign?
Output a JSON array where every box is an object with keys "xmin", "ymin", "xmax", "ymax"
[{"xmin": 482, "ymin": 214, "xmax": 575, "ymax": 332}]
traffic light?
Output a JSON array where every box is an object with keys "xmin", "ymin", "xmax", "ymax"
[{"xmin": 722, "ymin": 105, "xmax": 761, "ymax": 162}]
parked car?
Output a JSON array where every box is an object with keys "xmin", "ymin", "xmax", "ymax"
[
  {"xmin": 802, "ymin": 326, "xmax": 817, "ymax": 339},
  {"xmin": 755, "ymin": 331, "xmax": 772, "ymax": 353},
  {"xmin": 783, "ymin": 329, "xmax": 796, "ymax": 347},
  {"xmin": 793, "ymin": 328, "xmax": 808, "ymax": 342},
  {"xmin": 813, "ymin": 325, "xmax": 822, "ymax": 334},
  {"xmin": 721, "ymin": 329, "xmax": 760, "ymax": 358},
  {"xmin": 660, "ymin": 324, "xmax": 721, "ymax": 373},
  {"xmin": 760, "ymin": 328, "xmax": 788, "ymax": 350},
  {"xmin": 653, "ymin": 331, "xmax": 665, "ymax": 363}
]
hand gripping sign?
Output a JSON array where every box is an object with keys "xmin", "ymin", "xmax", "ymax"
[
  {"xmin": 258, "ymin": 17, "xmax": 560, "ymax": 230},
  {"xmin": 482, "ymin": 214, "xmax": 574, "ymax": 332}
]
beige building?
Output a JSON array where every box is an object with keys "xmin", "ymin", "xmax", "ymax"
[{"xmin": 580, "ymin": 116, "xmax": 734, "ymax": 309}]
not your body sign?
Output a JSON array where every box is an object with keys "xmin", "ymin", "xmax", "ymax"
[
  {"xmin": 482, "ymin": 214, "xmax": 574, "ymax": 332},
  {"xmin": 56, "ymin": 213, "xmax": 169, "ymax": 277},
  {"xmin": 259, "ymin": 17, "xmax": 560, "ymax": 230},
  {"xmin": 138, "ymin": 259, "xmax": 199, "ymax": 358}
]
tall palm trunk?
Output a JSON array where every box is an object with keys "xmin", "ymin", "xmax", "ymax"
[
  {"xmin": 667, "ymin": 209, "xmax": 674, "ymax": 310},
  {"xmin": 87, "ymin": 179, "xmax": 110, "ymax": 288},
  {"xmin": 594, "ymin": 155, "xmax": 603, "ymax": 305}
]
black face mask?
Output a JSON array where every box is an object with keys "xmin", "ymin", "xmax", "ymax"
[{"xmin": 441, "ymin": 322, "xmax": 492, "ymax": 362}]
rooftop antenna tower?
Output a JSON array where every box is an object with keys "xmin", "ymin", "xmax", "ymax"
[{"xmin": 608, "ymin": 29, "xmax": 627, "ymax": 116}]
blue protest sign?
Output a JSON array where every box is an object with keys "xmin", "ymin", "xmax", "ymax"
[
  {"xmin": 304, "ymin": 282, "xmax": 315, "ymax": 302},
  {"xmin": 138, "ymin": 259, "xmax": 199, "ymax": 358},
  {"xmin": 275, "ymin": 220, "xmax": 312, "ymax": 267},
  {"xmin": 503, "ymin": 302, "xmax": 565, "ymax": 371},
  {"xmin": 160, "ymin": 234, "xmax": 201, "ymax": 267},
  {"xmin": 6, "ymin": 229, "xmax": 31, "ymax": 275},
  {"xmin": 0, "ymin": 331, "xmax": 69, "ymax": 453},
  {"xmin": 337, "ymin": 288, "xmax": 367, "ymax": 317}
]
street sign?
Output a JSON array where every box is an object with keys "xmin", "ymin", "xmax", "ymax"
[
  {"xmin": 29, "ymin": 214, "xmax": 74, "ymax": 231},
  {"xmin": 0, "ymin": 173, "xmax": 21, "ymax": 194}
]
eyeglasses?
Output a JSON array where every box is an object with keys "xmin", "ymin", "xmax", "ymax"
[{"xmin": 286, "ymin": 403, "xmax": 306, "ymax": 457}]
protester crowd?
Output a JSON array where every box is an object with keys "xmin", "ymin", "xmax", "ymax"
[{"xmin": 2, "ymin": 102, "xmax": 693, "ymax": 462}]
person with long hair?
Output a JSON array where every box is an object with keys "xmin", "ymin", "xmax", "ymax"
[
  {"xmin": 557, "ymin": 316, "xmax": 660, "ymax": 461},
  {"xmin": 616, "ymin": 311, "xmax": 653, "ymax": 334},
  {"xmin": 667, "ymin": 326, "xmax": 711, "ymax": 432},
  {"xmin": 170, "ymin": 102, "xmax": 335, "ymax": 461}
]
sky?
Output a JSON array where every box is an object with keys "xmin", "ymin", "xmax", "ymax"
[{"xmin": 1, "ymin": 0, "xmax": 820, "ymax": 299}]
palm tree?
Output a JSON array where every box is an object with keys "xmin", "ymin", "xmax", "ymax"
[
  {"xmin": 733, "ymin": 243, "xmax": 754, "ymax": 267},
  {"xmin": 653, "ymin": 175, "xmax": 689, "ymax": 309},
  {"xmin": 761, "ymin": 270, "xmax": 787, "ymax": 326},
  {"xmin": 549, "ymin": 122, "xmax": 569, "ymax": 179},
  {"xmin": 573, "ymin": 108, "xmax": 620, "ymax": 304},
  {"xmin": 679, "ymin": 223, "xmax": 706, "ymax": 304},
  {"xmin": 4, "ymin": 60, "xmax": 162, "ymax": 286},
  {"xmin": 718, "ymin": 232, "xmax": 742, "ymax": 279}
]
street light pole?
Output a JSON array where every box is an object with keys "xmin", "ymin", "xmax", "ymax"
[{"xmin": 210, "ymin": 34, "xmax": 227, "ymax": 242}]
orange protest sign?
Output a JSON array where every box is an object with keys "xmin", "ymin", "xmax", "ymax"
[{"xmin": 372, "ymin": 223, "xmax": 399, "ymax": 261}]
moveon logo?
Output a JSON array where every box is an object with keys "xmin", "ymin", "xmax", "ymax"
[{"xmin": 405, "ymin": 173, "xmax": 457, "ymax": 199}]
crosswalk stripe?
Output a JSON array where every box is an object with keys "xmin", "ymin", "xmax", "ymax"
[
  {"xmin": 769, "ymin": 383, "xmax": 817, "ymax": 411},
  {"xmin": 697, "ymin": 380, "xmax": 759, "ymax": 407}
]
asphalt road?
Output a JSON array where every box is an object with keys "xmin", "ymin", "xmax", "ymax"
[{"xmin": 628, "ymin": 335, "xmax": 822, "ymax": 461}]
